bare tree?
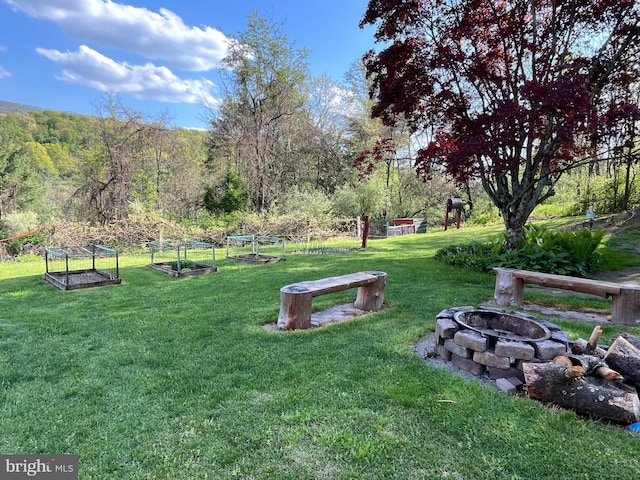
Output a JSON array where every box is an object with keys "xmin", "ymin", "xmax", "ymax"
[{"xmin": 73, "ymin": 94, "xmax": 169, "ymax": 224}]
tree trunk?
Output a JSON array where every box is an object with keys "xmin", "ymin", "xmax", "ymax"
[
  {"xmin": 503, "ymin": 215, "xmax": 526, "ymax": 250},
  {"xmin": 493, "ymin": 178, "xmax": 539, "ymax": 250}
]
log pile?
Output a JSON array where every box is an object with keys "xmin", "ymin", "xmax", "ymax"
[{"xmin": 523, "ymin": 327, "xmax": 640, "ymax": 424}]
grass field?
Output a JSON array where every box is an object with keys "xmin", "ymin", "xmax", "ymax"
[{"xmin": 1, "ymin": 224, "xmax": 639, "ymax": 479}]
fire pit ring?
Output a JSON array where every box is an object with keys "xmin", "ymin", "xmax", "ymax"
[
  {"xmin": 453, "ymin": 309, "xmax": 551, "ymax": 342},
  {"xmin": 432, "ymin": 307, "xmax": 569, "ymax": 386}
]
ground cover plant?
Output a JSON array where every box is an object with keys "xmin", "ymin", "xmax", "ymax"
[
  {"xmin": 434, "ymin": 224, "xmax": 607, "ymax": 276},
  {"xmin": 1, "ymin": 225, "xmax": 639, "ymax": 479}
]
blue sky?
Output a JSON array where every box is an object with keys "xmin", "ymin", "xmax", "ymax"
[{"xmin": 0, "ymin": 0, "xmax": 375, "ymax": 128}]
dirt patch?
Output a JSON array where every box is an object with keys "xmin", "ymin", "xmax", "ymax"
[{"xmin": 264, "ymin": 303, "xmax": 389, "ymax": 331}]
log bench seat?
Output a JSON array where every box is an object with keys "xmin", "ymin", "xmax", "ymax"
[
  {"xmin": 277, "ymin": 271, "xmax": 387, "ymax": 330},
  {"xmin": 494, "ymin": 267, "xmax": 640, "ymax": 326}
]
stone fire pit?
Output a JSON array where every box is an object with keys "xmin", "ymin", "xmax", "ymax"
[
  {"xmin": 430, "ymin": 307, "xmax": 640, "ymax": 425},
  {"xmin": 434, "ymin": 306, "xmax": 569, "ymax": 387}
]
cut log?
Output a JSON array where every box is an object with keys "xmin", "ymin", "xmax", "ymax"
[
  {"xmin": 353, "ymin": 272, "xmax": 387, "ymax": 311},
  {"xmin": 594, "ymin": 366, "xmax": 624, "ymax": 382},
  {"xmin": 612, "ymin": 332, "xmax": 640, "ymax": 350},
  {"xmin": 604, "ymin": 336, "xmax": 640, "ymax": 385},
  {"xmin": 555, "ymin": 353, "xmax": 625, "ymax": 382},
  {"xmin": 552, "ymin": 356, "xmax": 574, "ymax": 369},
  {"xmin": 571, "ymin": 338, "xmax": 606, "ymax": 357},
  {"xmin": 523, "ymin": 362, "xmax": 640, "ymax": 423},
  {"xmin": 511, "ymin": 270, "xmax": 620, "ymax": 298},
  {"xmin": 587, "ymin": 325, "xmax": 602, "ymax": 351},
  {"xmin": 277, "ymin": 287, "xmax": 313, "ymax": 330},
  {"xmin": 611, "ymin": 286, "xmax": 640, "ymax": 325},
  {"xmin": 493, "ymin": 268, "xmax": 524, "ymax": 306}
]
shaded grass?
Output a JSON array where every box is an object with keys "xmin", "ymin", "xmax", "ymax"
[{"xmin": 1, "ymin": 226, "xmax": 640, "ymax": 479}]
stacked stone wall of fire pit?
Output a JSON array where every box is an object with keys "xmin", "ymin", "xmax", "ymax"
[{"xmin": 435, "ymin": 307, "xmax": 570, "ymax": 385}]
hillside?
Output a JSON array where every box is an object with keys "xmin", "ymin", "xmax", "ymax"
[{"xmin": 0, "ymin": 99, "xmax": 45, "ymax": 114}]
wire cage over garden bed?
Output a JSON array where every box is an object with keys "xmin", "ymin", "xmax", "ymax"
[
  {"xmin": 226, "ymin": 235, "xmax": 285, "ymax": 264},
  {"xmin": 149, "ymin": 240, "xmax": 217, "ymax": 277},
  {"xmin": 44, "ymin": 245, "xmax": 121, "ymax": 290}
]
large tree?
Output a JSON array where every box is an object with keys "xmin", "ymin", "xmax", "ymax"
[
  {"xmin": 361, "ymin": 0, "xmax": 640, "ymax": 246},
  {"xmin": 207, "ymin": 13, "xmax": 310, "ymax": 213}
]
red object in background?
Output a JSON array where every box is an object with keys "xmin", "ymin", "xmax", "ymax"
[{"xmin": 393, "ymin": 218, "xmax": 414, "ymax": 226}]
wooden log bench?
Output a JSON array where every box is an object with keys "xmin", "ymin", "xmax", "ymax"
[
  {"xmin": 277, "ymin": 271, "xmax": 387, "ymax": 330},
  {"xmin": 494, "ymin": 267, "xmax": 640, "ymax": 326}
]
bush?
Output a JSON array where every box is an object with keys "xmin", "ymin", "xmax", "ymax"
[
  {"xmin": 435, "ymin": 225, "xmax": 604, "ymax": 276},
  {"xmin": 0, "ymin": 211, "xmax": 45, "ymax": 256}
]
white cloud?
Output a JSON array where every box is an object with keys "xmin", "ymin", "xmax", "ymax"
[
  {"xmin": 0, "ymin": 65, "xmax": 11, "ymax": 78},
  {"xmin": 4, "ymin": 0, "xmax": 230, "ymax": 71},
  {"xmin": 37, "ymin": 45, "xmax": 216, "ymax": 105}
]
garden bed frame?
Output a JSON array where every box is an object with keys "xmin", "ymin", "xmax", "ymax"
[
  {"xmin": 149, "ymin": 240, "xmax": 217, "ymax": 277},
  {"xmin": 44, "ymin": 245, "xmax": 121, "ymax": 291},
  {"xmin": 226, "ymin": 235, "xmax": 285, "ymax": 264}
]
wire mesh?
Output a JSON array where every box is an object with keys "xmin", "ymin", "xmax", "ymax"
[
  {"xmin": 44, "ymin": 245, "xmax": 120, "ymax": 290},
  {"xmin": 226, "ymin": 235, "xmax": 285, "ymax": 263},
  {"xmin": 149, "ymin": 240, "xmax": 217, "ymax": 276}
]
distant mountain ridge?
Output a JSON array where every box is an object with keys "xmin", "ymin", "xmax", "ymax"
[{"xmin": 0, "ymin": 100, "xmax": 45, "ymax": 114}]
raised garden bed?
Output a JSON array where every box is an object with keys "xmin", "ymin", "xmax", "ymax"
[
  {"xmin": 149, "ymin": 240, "xmax": 217, "ymax": 277},
  {"xmin": 226, "ymin": 235, "xmax": 285, "ymax": 264},
  {"xmin": 44, "ymin": 245, "xmax": 121, "ymax": 290}
]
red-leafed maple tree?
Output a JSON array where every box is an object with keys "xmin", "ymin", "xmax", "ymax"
[{"xmin": 361, "ymin": 0, "xmax": 639, "ymax": 247}]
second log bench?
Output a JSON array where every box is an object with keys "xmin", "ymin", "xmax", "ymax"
[
  {"xmin": 277, "ymin": 271, "xmax": 387, "ymax": 330},
  {"xmin": 493, "ymin": 267, "xmax": 640, "ymax": 326}
]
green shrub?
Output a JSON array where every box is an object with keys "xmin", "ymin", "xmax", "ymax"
[
  {"xmin": 435, "ymin": 225, "xmax": 604, "ymax": 276},
  {"xmin": 171, "ymin": 259, "xmax": 195, "ymax": 271}
]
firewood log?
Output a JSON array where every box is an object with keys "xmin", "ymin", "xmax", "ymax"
[
  {"xmin": 612, "ymin": 332, "xmax": 640, "ymax": 350},
  {"xmin": 594, "ymin": 366, "xmax": 624, "ymax": 382},
  {"xmin": 604, "ymin": 336, "xmax": 640, "ymax": 385},
  {"xmin": 588, "ymin": 325, "xmax": 602, "ymax": 351},
  {"xmin": 523, "ymin": 362, "xmax": 640, "ymax": 424},
  {"xmin": 571, "ymin": 338, "xmax": 607, "ymax": 357}
]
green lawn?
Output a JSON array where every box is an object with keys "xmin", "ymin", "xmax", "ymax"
[{"xmin": 1, "ymin": 226, "xmax": 639, "ymax": 479}]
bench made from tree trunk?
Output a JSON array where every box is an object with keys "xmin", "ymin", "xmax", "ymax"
[
  {"xmin": 494, "ymin": 267, "xmax": 640, "ymax": 326},
  {"xmin": 277, "ymin": 271, "xmax": 387, "ymax": 330}
]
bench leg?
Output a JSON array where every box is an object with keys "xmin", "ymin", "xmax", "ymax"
[
  {"xmin": 354, "ymin": 272, "xmax": 387, "ymax": 311},
  {"xmin": 611, "ymin": 287, "xmax": 640, "ymax": 326},
  {"xmin": 494, "ymin": 268, "xmax": 524, "ymax": 306},
  {"xmin": 277, "ymin": 291, "xmax": 313, "ymax": 330}
]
